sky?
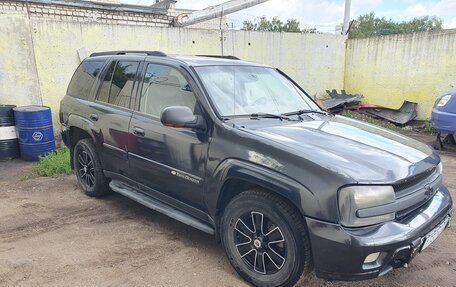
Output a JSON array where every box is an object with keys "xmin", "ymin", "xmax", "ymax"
[{"xmin": 121, "ymin": 0, "xmax": 456, "ymax": 33}]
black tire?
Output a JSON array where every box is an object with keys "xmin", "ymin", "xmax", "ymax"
[
  {"xmin": 221, "ymin": 189, "xmax": 311, "ymax": 287},
  {"xmin": 73, "ymin": 138, "xmax": 110, "ymax": 197}
]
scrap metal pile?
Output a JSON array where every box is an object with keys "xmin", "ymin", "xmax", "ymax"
[{"xmin": 324, "ymin": 89, "xmax": 418, "ymax": 126}]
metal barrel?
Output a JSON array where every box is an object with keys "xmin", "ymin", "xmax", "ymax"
[
  {"xmin": 13, "ymin": 106, "xmax": 56, "ymax": 161},
  {"xmin": 0, "ymin": 105, "xmax": 20, "ymax": 160}
]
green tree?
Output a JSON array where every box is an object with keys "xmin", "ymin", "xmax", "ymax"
[
  {"xmin": 242, "ymin": 16, "xmax": 314, "ymax": 33},
  {"xmin": 349, "ymin": 12, "xmax": 443, "ymax": 38},
  {"xmin": 284, "ymin": 19, "xmax": 301, "ymax": 33}
]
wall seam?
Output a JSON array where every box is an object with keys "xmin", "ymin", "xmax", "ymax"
[{"xmin": 25, "ymin": 0, "xmax": 44, "ymax": 106}]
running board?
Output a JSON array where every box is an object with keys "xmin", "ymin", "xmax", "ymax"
[{"xmin": 109, "ymin": 180, "xmax": 215, "ymax": 235}]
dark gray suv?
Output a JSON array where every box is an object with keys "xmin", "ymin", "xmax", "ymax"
[{"xmin": 60, "ymin": 51, "xmax": 453, "ymax": 287}]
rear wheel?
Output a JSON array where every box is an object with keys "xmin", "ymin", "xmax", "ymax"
[
  {"xmin": 221, "ymin": 189, "xmax": 311, "ymax": 287},
  {"xmin": 73, "ymin": 138, "xmax": 110, "ymax": 197}
]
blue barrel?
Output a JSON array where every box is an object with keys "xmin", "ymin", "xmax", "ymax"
[
  {"xmin": 13, "ymin": 106, "xmax": 55, "ymax": 161},
  {"xmin": 0, "ymin": 105, "xmax": 20, "ymax": 160}
]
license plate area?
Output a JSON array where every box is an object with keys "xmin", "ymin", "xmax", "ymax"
[{"xmin": 420, "ymin": 216, "xmax": 450, "ymax": 252}]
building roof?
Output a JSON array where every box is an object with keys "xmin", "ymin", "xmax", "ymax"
[{"xmin": 15, "ymin": 0, "xmax": 169, "ymax": 15}]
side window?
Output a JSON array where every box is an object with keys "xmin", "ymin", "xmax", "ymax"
[
  {"xmin": 139, "ymin": 64, "xmax": 196, "ymax": 116},
  {"xmin": 97, "ymin": 61, "xmax": 115, "ymax": 103},
  {"xmin": 67, "ymin": 60, "xmax": 104, "ymax": 100},
  {"xmin": 108, "ymin": 61, "xmax": 140, "ymax": 108}
]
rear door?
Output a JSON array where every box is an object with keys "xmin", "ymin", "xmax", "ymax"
[
  {"xmin": 91, "ymin": 57, "xmax": 143, "ymax": 176},
  {"xmin": 128, "ymin": 61, "xmax": 209, "ymax": 213}
]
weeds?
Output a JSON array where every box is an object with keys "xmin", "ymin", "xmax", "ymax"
[
  {"xmin": 342, "ymin": 111, "xmax": 353, "ymax": 118},
  {"xmin": 35, "ymin": 147, "xmax": 72, "ymax": 177},
  {"xmin": 424, "ymin": 122, "xmax": 437, "ymax": 135}
]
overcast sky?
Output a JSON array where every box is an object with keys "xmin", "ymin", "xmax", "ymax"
[{"xmin": 121, "ymin": 0, "xmax": 456, "ymax": 32}]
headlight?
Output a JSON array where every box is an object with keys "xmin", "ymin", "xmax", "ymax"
[
  {"xmin": 437, "ymin": 162, "xmax": 443, "ymax": 174},
  {"xmin": 437, "ymin": 94, "xmax": 451, "ymax": 107},
  {"xmin": 339, "ymin": 186, "xmax": 395, "ymax": 227}
]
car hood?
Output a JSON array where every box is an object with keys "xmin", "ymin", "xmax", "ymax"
[{"xmin": 240, "ymin": 115, "xmax": 438, "ymax": 183}]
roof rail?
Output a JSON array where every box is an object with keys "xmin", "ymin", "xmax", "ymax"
[
  {"xmin": 196, "ymin": 55, "xmax": 240, "ymax": 60},
  {"xmin": 90, "ymin": 51, "xmax": 167, "ymax": 57}
]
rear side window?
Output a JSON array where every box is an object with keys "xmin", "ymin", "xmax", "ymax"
[
  {"xmin": 97, "ymin": 61, "xmax": 140, "ymax": 109},
  {"xmin": 97, "ymin": 62, "xmax": 116, "ymax": 103},
  {"xmin": 67, "ymin": 60, "xmax": 104, "ymax": 100}
]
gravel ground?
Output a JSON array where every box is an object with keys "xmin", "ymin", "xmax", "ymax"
[{"xmin": 0, "ymin": 134, "xmax": 455, "ymax": 287}]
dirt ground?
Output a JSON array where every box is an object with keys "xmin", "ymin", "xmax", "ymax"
[{"xmin": 0, "ymin": 134, "xmax": 455, "ymax": 287}]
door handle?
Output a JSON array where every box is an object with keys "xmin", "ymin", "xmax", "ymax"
[
  {"xmin": 133, "ymin": 127, "xmax": 145, "ymax": 137},
  {"xmin": 89, "ymin": 114, "xmax": 99, "ymax": 121}
]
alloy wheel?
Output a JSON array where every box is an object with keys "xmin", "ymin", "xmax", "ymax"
[
  {"xmin": 233, "ymin": 211, "xmax": 287, "ymax": 275},
  {"xmin": 77, "ymin": 150, "xmax": 95, "ymax": 188}
]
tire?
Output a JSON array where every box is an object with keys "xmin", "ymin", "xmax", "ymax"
[
  {"xmin": 73, "ymin": 138, "xmax": 110, "ymax": 197},
  {"xmin": 221, "ymin": 189, "xmax": 311, "ymax": 287}
]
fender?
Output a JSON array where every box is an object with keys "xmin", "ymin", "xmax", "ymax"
[
  {"xmin": 206, "ymin": 158, "xmax": 322, "ymax": 219},
  {"xmin": 65, "ymin": 114, "xmax": 102, "ymax": 169},
  {"xmin": 67, "ymin": 113, "xmax": 101, "ymax": 145}
]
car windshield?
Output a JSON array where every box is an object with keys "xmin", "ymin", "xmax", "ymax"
[{"xmin": 195, "ymin": 65, "xmax": 320, "ymax": 117}]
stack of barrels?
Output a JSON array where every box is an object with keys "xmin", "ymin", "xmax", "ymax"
[
  {"xmin": 0, "ymin": 105, "xmax": 55, "ymax": 161},
  {"xmin": 0, "ymin": 105, "xmax": 20, "ymax": 160}
]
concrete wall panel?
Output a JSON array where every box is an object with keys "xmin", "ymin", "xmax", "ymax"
[
  {"xmin": 0, "ymin": 13, "xmax": 42, "ymax": 107},
  {"xmin": 345, "ymin": 30, "xmax": 456, "ymax": 120},
  {"xmin": 224, "ymin": 31, "xmax": 347, "ymax": 97}
]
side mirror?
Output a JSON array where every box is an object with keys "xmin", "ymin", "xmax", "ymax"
[{"xmin": 160, "ymin": 106, "xmax": 206, "ymax": 131}]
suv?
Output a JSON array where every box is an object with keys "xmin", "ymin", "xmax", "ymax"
[{"xmin": 60, "ymin": 51, "xmax": 453, "ymax": 287}]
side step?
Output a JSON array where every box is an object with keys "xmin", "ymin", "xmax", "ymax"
[{"xmin": 109, "ymin": 180, "xmax": 215, "ymax": 235}]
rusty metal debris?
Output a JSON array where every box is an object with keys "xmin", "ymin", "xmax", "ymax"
[
  {"xmin": 358, "ymin": 101, "xmax": 418, "ymax": 125},
  {"xmin": 324, "ymin": 89, "xmax": 363, "ymax": 113}
]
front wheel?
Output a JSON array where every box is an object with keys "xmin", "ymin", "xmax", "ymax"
[
  {"xmin": 73, "ymin": 138, "xmax": 110, "ymax": 197},
  {"xmin": 221, "ymin": 189, "xmax": 311, "ymax": 287}
]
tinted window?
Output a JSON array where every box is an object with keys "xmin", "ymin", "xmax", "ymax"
[
  {"xmin": 97, "ymin": 61, "xmax": 115, "ymax": 103},
  {"xmin": 67, "ymin": 60, "xmax": 104, "ymax": 99},
  {"xmin": 140, "ymin": 64, "xmax": 196, "ymax": 116},
  {"xmin": 108, "ymin": 61, "xmax": 140, "ymax": 108}
]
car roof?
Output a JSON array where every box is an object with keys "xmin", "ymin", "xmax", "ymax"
[
  {"xmin": 88, "ymin": 51, "xmax": 270, "ymax": 68},
  {"xmin": 171, "ymin": 55, "xmax": 269, "ymax": 67}
]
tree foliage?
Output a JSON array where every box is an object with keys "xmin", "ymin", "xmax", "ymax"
[
  {"xmin": 349, "ymin": 12, "xmax": 443, "ymax": 38},
  {"xmin": 242, "ymin": 17, "xmax": 317, "ymax": 33}
]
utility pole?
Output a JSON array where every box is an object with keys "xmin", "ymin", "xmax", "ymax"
[{"xmin": 342, "ymin": 0, "xmax": 351, "ymax": 35}]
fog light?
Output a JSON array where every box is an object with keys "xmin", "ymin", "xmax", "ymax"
[{"xmin": 364, "ymin": 252, "xmax": 380, "ymax": 264}]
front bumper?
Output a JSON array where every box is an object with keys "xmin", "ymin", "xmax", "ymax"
[
  {"xmin": 306, "ymin": 185, "xmax": 453, "ymax": 281},
  {"xmin": 431, "ymin": 108, "xmax": 456, "ymax": 133}
]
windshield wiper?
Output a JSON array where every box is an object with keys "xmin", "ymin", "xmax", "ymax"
[
  {"xmin": 250, "ymin": 112, "xmax": 290, "ymax": 120},
  {"xmin": 282, "ymin": 109, "xmax": 332, "ymax": 117}
]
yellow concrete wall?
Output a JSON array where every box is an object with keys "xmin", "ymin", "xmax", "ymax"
[
  {"xmin": 0, "ymin": 13, "xmax": 42, "ymax": 107},
  {"xmin": 225, "ymin": 31, "xmax": 347, "ymax": 98},
  {"xmin": 0, "ymin": 12, "xmax": 346, "ymax": 130},
  {"xmin": 345, "ymin": 30, "xmax": 456, "ymax": 120}
]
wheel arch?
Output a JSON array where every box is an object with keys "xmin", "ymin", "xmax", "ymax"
[
  {"xmin": 67, "ymin": 114, "xmax": 100, "ymax": 169},
  {"xmin": 207, "ymin": 159, "xmax": 319, "ymax": 241}
]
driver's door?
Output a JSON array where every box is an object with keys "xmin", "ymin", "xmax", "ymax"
[{"xmin": 127, "ymin": 62, "xmax": 208, "ymax": 212}]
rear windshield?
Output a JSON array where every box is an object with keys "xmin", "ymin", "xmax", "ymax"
[{"xmin": 67, "ymin": 60, "xmax": 105, "ymax": 100}]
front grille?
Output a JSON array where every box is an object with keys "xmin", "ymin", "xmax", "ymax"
[
  {"xmin": 393, "ymin": 167, "xmax": 440, "ymax": 220},
  {"xmin": 396, "ymin": 196, "xmax": 433, "ymax": 219},
  {"xmin": 393, "ymin": 167, "xmax": 436, "ymax": 193}
]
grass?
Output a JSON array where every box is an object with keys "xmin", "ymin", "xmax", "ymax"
[
  {"xmin": 424, "ymin": 122, "xmax": 437, "ymax": 135},
  {"xmin": 35, "ymin": 147, "xmax": 73, "ymax": 177}
]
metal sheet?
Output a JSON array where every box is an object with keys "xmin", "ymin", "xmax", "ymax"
[
  {"xmin": 324, "ymin": 89, "xmax": 363, "ymax": 111},
  {"xmin": 360, "ymin": 101, "xmax": 418, "ymax": 125}
]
